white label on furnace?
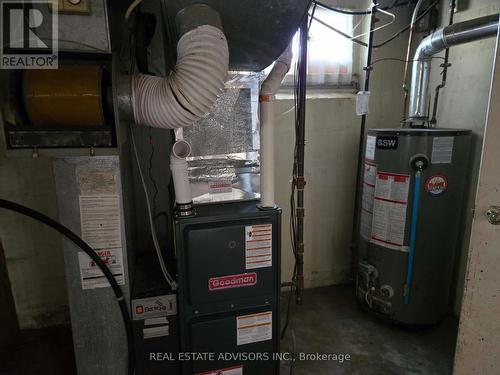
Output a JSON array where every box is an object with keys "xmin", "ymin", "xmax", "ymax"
[
  {"xmin": 365, "ymin": 135, "xmax": 376, "ymax": 161},
  {"xmin": 360, "ymin": 162, "xmax": 377, "ymax": 240},
  {"xmin": 245, "ymin": 224, "xmax": 272, "ymax": 269},
  {"xmin": 196, "ymin": 366, "xmax": 243, "ymax": 375},
  {"xmin": 77, "ymin": 247, "xmax": 125, "ymax": 289},
  {"xmin": 236, "ymin": 311, "xmax": 272, "ymax": 346},
  {"xmin": 370, "ymin": 172, "xmax": 410, "ymax": 251},
  {"xmin": 143, "ymin": 325, "xmax": 169, "ymax": 339},
  {"xmin": 432, "ymin": 137, "xmax": 454, "ymax": 164},
  {"xmin": 79, "ymin": 194, "xmax": 122, "ymax": 249},
  {"xmin": 144, "ymin": 317, "xmax": 169, "ymax": 326}
]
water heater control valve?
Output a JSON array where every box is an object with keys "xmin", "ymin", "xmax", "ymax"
[{"xmin": 380, "ymin": 284, "xmax": 394, "ymax": 299}]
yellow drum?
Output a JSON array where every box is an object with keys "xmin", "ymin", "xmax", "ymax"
[{"xmin": 23, "ymin": 66, "xmax": 105, "ymax": 127}]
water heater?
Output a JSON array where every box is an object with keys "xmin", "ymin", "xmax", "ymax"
[{"xmin": 356, "ymin": 128, "xmax": 471, "ymax": 325}]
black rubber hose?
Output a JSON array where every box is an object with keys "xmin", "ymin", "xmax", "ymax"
[{"xmin": 0, "ymin": 198, "xmax": 134, "ymax": 375}]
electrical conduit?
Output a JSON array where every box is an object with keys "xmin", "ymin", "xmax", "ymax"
[{"xmin": 259, "ymin": 43, "xmax": 293, "ymax": 208}]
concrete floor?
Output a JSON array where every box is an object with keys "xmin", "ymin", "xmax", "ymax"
[
  {"xmin": 0, "ymin": 284, "xmax": 457, "ymax": 375},
  {"xmin": 280, "ymin": 285, "xmax": 458, "ymax": 375},
  {"xmin": 0, "ymin": 325, "xmax": 76, "ymax": 375}
]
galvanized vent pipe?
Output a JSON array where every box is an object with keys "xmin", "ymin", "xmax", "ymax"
[{"xmin": 407, "ymin": 14, "xmax": 499, "ymax": 123}]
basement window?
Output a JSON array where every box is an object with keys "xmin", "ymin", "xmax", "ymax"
[{"xmin": 281, "ymin": 8, "xmax": 357, "ymax": 89}]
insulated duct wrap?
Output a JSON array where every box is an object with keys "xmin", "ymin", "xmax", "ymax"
[
  {"xmin": 131, "ymin": 24, "xmax": 229, "ymax": 129},
  {"xmin": 184, "ymin": 73, "xmax": 261, "ymax": 204}
]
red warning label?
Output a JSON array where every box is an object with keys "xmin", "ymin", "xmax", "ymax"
[{"xmin": 208, "ymin": 273, "xmax": 257, "ymax": 291}]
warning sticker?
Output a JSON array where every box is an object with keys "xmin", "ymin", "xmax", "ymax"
[
  {"xmin": 360, "ymin": 162, "xmax": 377, "ymax": 240},
  {"xmin": 208, "ymin": 180, "xmax": 233, "ymax": 194},
  {"xmin": 432, "ymin": 137, "xmax": 454, "ymax": 164},
  {"xmin": 78, "ymin": 170, "xmax": 118, "ymax": 195},
  {"xmin": 245, "ymin": 224, "xmax": 272, "ymax": 269},
  {"xmin": 365, "ymin": 135, "xmax": 376, "ymax": 161},
  {"xmin": 77, "ymin": 248, "xmax": 125, "ymax": 289},
  {"xmin": 196, "ymin": 365, "xmax": 243, "ymax": 375},
  {"xmin": 237, "ymin": 311, "xmax": 272, "ymax": 346},
  {"xmin": 79, "ymin": 194, "xmax": 122, "ymax": 249},
  {"xmin": 370, "ymin": 172, "xmax": 410, "ymax": 251}
]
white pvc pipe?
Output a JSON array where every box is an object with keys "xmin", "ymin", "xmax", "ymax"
[
  {"xmin": 260, "ymin": 99, "xmax": 275, "ymax": 208},
  {"xmin": 259, "ymin": 43, "xmax": 293, "ymax": 208},
  {"xmin": 170, "ymin": 140, "xmax": 192, "ymax": 205},
  {"xmin": 261, "ymin": 44, "xmax": 293, "ymax": 96}
]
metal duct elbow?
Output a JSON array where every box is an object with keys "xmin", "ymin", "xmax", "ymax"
[
  {"xmin": 131, "ymin": 5, "xmax": 229, "ymax": 129},
  {"xmin": 407, "ymin": 14, "xmax": 499, "ymax": 122}
]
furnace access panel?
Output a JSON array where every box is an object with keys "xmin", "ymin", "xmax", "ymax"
[{"xmin": 175, "ymin": 201, "xmax": 281, "ymax": 375}]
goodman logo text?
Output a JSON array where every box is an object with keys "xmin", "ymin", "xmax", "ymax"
[
  {"xmin": 1, "ymin": 0, "xmax": 58, "ymax": 69},
  {"xmin": 209, "ymin": 273, "xmax": 258, "ymax": 291}
]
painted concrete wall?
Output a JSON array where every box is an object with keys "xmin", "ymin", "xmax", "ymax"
[
  {"xmin": 367, "ymin": 3, "xmax": 414, "ymax": 129},
  {"xmin": 0, "ymin": 155, "xmax": 69, "ymax": 328},
  {"xmin": 275, "ymin": 94, "xmax": 359, "ymax": 287},
  {"xmin": 0, "ymin": 241, "xmax": 19, "ymax": 348},
  {"xmin": 428, "ymin": 0, "xmax": 500, "ymax": 315},
  {"xmin": 273, "ymin": 0, "xmax": 412, "ymax": 288},
  {"xmin": 454, "ymin": 31, "xmax": 500, "ymax": 375}
]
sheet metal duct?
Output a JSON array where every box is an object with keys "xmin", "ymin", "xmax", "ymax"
[
  {"xmin": 408, "ymin": 14, "xmax": 499, "ymax": 123},
  {"xmin": 161, "ymin": 0, "xmax": 310, "ymax": 71}
]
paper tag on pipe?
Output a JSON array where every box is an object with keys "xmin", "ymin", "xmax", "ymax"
[{"xmin": 356, "ymin": 91, "xmax": 371, "ymax": 116}]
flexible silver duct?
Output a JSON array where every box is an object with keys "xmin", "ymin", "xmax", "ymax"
[{"xmin": 407, "ymin": 14, "xmax": 499, "ymax": 123}]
